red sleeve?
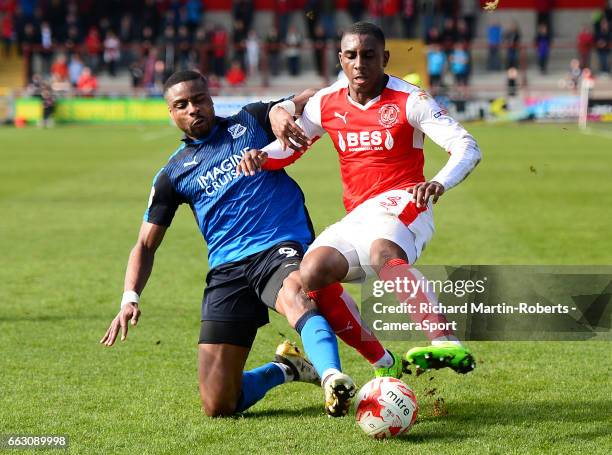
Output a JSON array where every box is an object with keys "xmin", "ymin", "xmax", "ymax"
[{"xmin": 262, "ymin": 150, "xmax": 304, "ymax": 170}]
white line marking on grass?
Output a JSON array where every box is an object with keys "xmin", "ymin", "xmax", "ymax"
[{"xmin": 580, "ymin": 127, "xmax": 612, "ymax": 140}]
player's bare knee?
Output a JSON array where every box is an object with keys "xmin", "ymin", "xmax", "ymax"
[
  {"xmin": 198, "ymin": 347, "xmax": 244, "ymax": 417},
  {"xmin": 281, "ymin": 271, "xmax": 302, "ymax": 297},
  {"xmin": 201, "ymin": 396, "xmax": 237, "ymax": 417},
  {"xmin": 275, "ymin": 273, "xmax": 298, "ymax": 314},
  {"xmin": 278, "ymin": 272, "xmax": 315, "ymax": 328},
  {"xmin": 199, "ymin": 384, "xmax": 239, "ymax": 417},
  {"xmin": 300, "ymin": 256, "xmax": 339, "ymax": 292},
  {"xmin": 370, "ymin": 239, "xmax": 408, "ymax": 270}
]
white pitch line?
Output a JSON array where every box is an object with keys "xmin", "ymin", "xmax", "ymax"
[{"xmin": 580, "ymin": 127, "xmax": 612, "ymax": 140}]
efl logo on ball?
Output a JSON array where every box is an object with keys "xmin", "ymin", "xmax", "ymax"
[{"xmin": 355, "ymin": 377, "xmax": 418, "ymax": 439}]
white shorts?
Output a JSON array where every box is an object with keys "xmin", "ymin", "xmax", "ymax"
[{"xmin": 306, "ymin": 189, "xmax": 435, "ymax": 283}]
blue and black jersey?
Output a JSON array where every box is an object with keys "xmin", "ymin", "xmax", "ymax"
[{"xmin": 144, "ymin": 100, "xmax": 315, "ymax": 269}]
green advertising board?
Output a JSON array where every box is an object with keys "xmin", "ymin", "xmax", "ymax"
[{"xmin": 15, "ymin": 98, "xmax": 169, "ymax": 123}]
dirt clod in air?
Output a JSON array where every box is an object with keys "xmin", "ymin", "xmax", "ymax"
[{"xmin": 433, "ymin": 397, "xmax": 448, "ymax": 417}]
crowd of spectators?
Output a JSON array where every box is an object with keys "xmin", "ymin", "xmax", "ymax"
[
  {"xmin": 0, "ymin": 0, "xmax": 348, "ymax": 95},
  {"xmin": 485, "ymin": 6, "xmax": 611, "ymax": 78},
  {"xmin": 422, "ymin": 2, "xmax": 478, "ymax": 96},
  {"xmin": 1, "ymin": 0, "xmax": 611, "ymax": 99},
  {"xmin": 0, "ymin": 0, "xmax": 271, "ymax": 94},
  {"xmin": 1, "ymin": 0, "xmax": 209, "ymax": 94},
  {"xmin": 344, "ymin": 0, "xmax": 480, "ymax": 41},
  {"xmin": 485, "ymin": 20, "xmax": 523, "ymax": 72},
  {"xmin": 487, "ymin": 3, "xmax": 611, "ymax": 98},
  {"xmin": 575, "ymin": 12, "xmax": 612, "ymax": 76},
  {"xmin": 0, "ymin": 0, "xmax": 487, "ymax": 96}
]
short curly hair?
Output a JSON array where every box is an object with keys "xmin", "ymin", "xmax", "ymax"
[
  {"xmin": 342, "ymin": 22, "xmax": 385, "ymax": 47},
  {"xmin": 163, "ymin": 70, "xmax": 207, "ymax": 95}
]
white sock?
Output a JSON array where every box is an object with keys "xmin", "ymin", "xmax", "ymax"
[
  {"xmin": 372, "ymin": 349, "xmax": 394, "ymax": 369},
  {"xmin": 273, "ymin": 362, "xmax": 293, "ymax": 383},
  {"xmin": 432, "ymin": 336, "xmax": 462, "ymax": 346},
  {"xmin": 320, "ymin": 368, "xmax": 341, "ymax": 386}
]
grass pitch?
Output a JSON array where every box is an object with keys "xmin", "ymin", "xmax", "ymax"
[{"xmin": 1, "ymin": 123, "xmax": 611, "ymax": 454}]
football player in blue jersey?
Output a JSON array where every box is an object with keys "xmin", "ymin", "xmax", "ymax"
[{"xmin": 100, "ymin": 70, "xmax": 356, "ymax": 418}]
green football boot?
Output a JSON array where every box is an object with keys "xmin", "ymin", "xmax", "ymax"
[
  {"xmin": 374, "ymin": 351, "xmax": 405, "ymax": 379},
  {"xmin": 405, "ymin": 342, "xmax": 476, "ymax": 375}
]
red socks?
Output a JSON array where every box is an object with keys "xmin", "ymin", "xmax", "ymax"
[
  {"xmin": 378, "ymin": 258, "xmax": 455, "ymax": 340},
  {"xmin": 307, "ymin": 283, "xmax": 386, "ymax": 364},
  {"xmin": 305, "ymin": 258, "xmax": 456, "ymax": 362}
]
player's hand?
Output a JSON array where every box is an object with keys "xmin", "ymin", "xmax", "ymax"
[
  {"xmin": 270, "ymin": 105, "xmax": 311, "ymax": 151},
  {"xmin": 236, "ymin": 149, "xmax": 268, "ymax": 176},
  {"xmin": 100, "ymin": 303, "xmax": 141, "ymax": 347},
  {"xmin": 410, "ymin": 181, "xmax": 445, "ymax": 208}
]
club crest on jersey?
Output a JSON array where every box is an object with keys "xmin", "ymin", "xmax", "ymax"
[
  {"xmin": 378, "ymin": 103, "xmax": 400, "ymax": 128},
  {"xmin": 228, "ymin": 123, "xmax": 247, "ymax": 139},
  {"xmin": 279, "ymin": 247, "xmax": 299, "ymax": 258}
]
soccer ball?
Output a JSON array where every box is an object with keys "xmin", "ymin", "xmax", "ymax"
[{"xmin": 355, "ymin": 377, "xmax": 418, "ymax": 439}]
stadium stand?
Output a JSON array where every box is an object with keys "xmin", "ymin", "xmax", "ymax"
[{"xmin": 2, "ymin": 1, "xmax": 612, "ymax": 125}]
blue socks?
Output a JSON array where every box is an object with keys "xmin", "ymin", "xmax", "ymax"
[
  {"xmin": 235, "ymin": 362, "xmax": 286, "ymax": 413},
  {"xmin": 294, "ymin": 309, "xmax": 342, "ymax": 378},
  {"xmin": 234, "ymin": 310, "xmax": 341, "ymax": 414}
]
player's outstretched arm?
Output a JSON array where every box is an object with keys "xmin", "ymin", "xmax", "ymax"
[
  {"xmin": 407, "ymin": 90, "xmax": 481, "ymax": 206},
  {"xmin": 100, "ymin": 222, "xmax": 167, "ymax": 347},
  {"xmin": 255, "ymin": 91, "xmax": 327, "ymax": 171},
  {"xmin": 269, "ymin": 88, "xmax": 317, "ymax": 151}
]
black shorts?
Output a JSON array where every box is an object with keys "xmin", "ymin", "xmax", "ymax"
[{"xmin": 198, "ymin": 240, "xmax": 304, "ymax": 347}]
